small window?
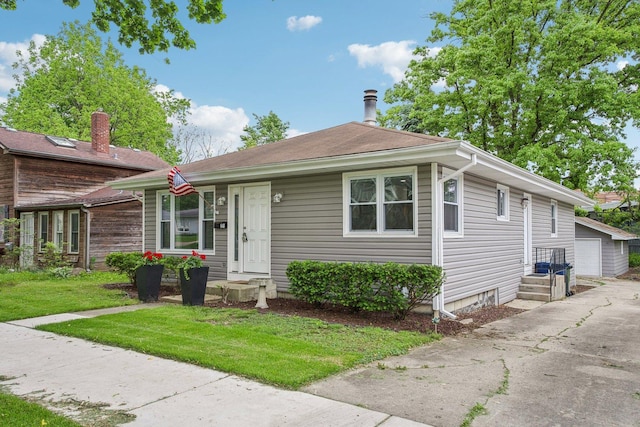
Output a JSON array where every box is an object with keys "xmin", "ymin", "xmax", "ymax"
[
  {"xmin": 496, "ymin": 185, "xmax": 509, "ymax": 221},
  {"xmin": 550, "ymin": 200, "xmax": 558, "ymax": 237},
  {"xmin": 344, "ymin": 167, "xmax": 416, "ymax": 236},
  {"xmin": 68, "ymin": 211, "xmax": 80, "ymax": 253},
  {"xmin": 443, "ymin": 168, "xmax": 463, "ymax": 237},
  {"xmin": 157, "ymin": 187, "xmax": 216, "ymax": 252},
  {"xmin": 38, "ymin": 212, "xmax": 49, "ymax": 252},
  {"xmin": 53, "ymin": 211, "xmax": 64, "ymax": 250}
]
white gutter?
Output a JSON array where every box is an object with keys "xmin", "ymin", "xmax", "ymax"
[{"xmin": 431, "ymin": 153, "xmax": 478, "ymax": 320}]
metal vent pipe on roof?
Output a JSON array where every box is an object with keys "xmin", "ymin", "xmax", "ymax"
[{"xmin": 363, "ymin": 89, "xmax": 378, "ymax": 125}]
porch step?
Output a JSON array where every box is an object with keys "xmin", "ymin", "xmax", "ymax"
[
  {"xmin": 206, "ymin": 279, "xmax": 277, "ymax": 302},
  {"xmin": 521, "ymin": 274, "xmax": 551, "ymax": 286},
  {"xmin": 516, "ymin": 291, "xmax": 551, "ymax": 302},
  {"xmin": 519, "ymin": 283, "xmax": 549, "ymax": 293}
]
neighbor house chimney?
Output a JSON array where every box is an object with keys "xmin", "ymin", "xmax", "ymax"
[
  {"xmin": 363, "ymin": 89, "xmax": 378, "ymax": 125},
  {"xmin": 91, "ymin": 110, "xmax": 110, "ymax": 154}
]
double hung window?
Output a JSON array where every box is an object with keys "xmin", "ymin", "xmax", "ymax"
[{"xmin": 158, "ymin": 187, "xmax": 216, "ymax": 252}]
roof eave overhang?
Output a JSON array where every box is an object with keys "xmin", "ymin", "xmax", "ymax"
[
  {"xmin": 4, "ymin": 148, "xmax": 157, "ymax": 172},
  {"xmin": 111, "ymin": 140, "xmax": 594, "ymax": 206}
]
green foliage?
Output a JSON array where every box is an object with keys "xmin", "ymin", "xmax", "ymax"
[
  {"xmin": 239, "ymin": 111, "xmax": 290, "ymax": 150},
  {"xmin": 1, "ymin": 22, "xmax": 189, "ymax": 163},
  {"xmin": 39, "ymin": 241, "xmax": 69, "ymax": 270},
  {"xmin": 629, "ymin": 253, "xmax": 640, "ymax": 268},
  {"xmin": 1, "ymin": 0, "xmax": 226, "ymax": 55},
  {"xmin": 38, "ymin": 305, "xmax": 439, "ymax": 389},
  {"xmin": 49, "ymin": 266, "xmax": 73, "ymax": 278},
  {"xmin": 381, "ymin": 0, "xmax": 640, "ymax": 193},
  {"xmin": 0, "ymin": 217, "xmax": 25, "ymax": 269},
  {"xmin": 286, "ymin": 261, "xmax": 444, "ymax": 320},
  {"xmin": 105, "ymin": 251, "xmax": 142, "ymax": 285}
]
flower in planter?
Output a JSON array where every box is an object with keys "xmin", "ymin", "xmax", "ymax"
[
  {"xmin": 178, "ymin": 250, "xmax": 206, "ymax": 271},
  {"xmin": 139, "ymin": 251, "xmax": 164, "ymax": 266}
]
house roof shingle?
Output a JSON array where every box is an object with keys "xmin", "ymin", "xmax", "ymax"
[
  {"xmin": 575, "ymin": 216, "xmax": 637, "ymax": 240},
  {"xmin": 0, "ymin": 126, "xmax": 168, "ymax": 171},
  {"xmin": 15, "ymin": 187, "xmax": 141, "ymax": 210}
]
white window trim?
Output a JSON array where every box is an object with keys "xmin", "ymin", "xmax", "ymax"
[
  {"xmin": 496, "ymin": 184, "xmax": 510, "ymax": 221},
  {"xmin": 68, "ymin": 210, "xmax": 80, "ymax": 254},
  {"xmin": 343, "ymin": 166, "xmax": 418, "ymax": 237},
  {"xmin": 550, "ymin": 199, "xmax": 558, "ymax": 238},
  {"xmin": 53, "ymin": 210, "xmax": 64, "ymax": 250},
  {"xmin": 156, "ymin": 186, "xmax": 216, "ymax": 254},
  {"xmin": 443, "ymin": 168, "xmax": 464, "ymax": 238},
  {"xmin": 38, "ymin": 211, "xmax": 49, "ymax": 252}
]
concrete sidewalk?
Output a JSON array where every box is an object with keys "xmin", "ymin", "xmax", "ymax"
[
  {"xmin": 303, "ymin": 278, "xmax": 640, "ymax": 426},
  {"xmin": 0, "ymin": 305, "xmax": 430, "ymax": 426}
]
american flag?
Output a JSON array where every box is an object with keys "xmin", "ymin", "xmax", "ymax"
[{"xmin": 167, "ymin": 166, "xmax": 197, "ymax": 196}]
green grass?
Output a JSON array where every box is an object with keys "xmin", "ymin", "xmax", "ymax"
[
  {"xmin": 0, "ymin": 391, "xmax": 82, "ymax": 427},
  {"xmin": 38, "ymin": 305, "xmax": 439, "ymax": 389},
  {"xmin": 0, "ymin": 271, "xmax": 137, "ymax": 322}
]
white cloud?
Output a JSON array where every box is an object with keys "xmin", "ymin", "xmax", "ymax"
[
  {"xmin": 348, "ymin": 41, "xmax": 441, "ymax": 83},
  {"xmin": 287, "ymin": 15, "xmax": 322, "ymax": 32},
  {"xmin": 286, "ymin": 128, "xmax": 306, "ymax": 139},
  {"xmin": 617, "ymin": 60, "xmax": 629, "ymax": 71},
  {"xmin": 0, "ymin": 34, "xmax": 46, "ymax": 94},
  {"xmin": 185, "ymin": 102, "xmax": 249, "ymax": 151}
]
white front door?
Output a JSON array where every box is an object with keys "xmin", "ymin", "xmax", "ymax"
[
  {"xmin": 228, "ymin": 183, "xmax": 271, "ymax": 279},
  {"xmin": 19, "ymin": 212, "xmax": 35, "ymax": 268},
  {"xmin": 523, "ymin": 193, "xmax": 533, "ymax": 275}
]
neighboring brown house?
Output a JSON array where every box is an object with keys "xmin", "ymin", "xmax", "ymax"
[{"xmin": 0, "ymin": 111, "xmax": 168, "ymax": 269}]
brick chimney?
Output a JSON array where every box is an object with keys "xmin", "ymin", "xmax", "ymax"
[
  {"xmin": 363, "ymin": 89, "xmax": 377, "ymax": 125},
  {"xmin": 91, "ymin": 110, "xmax": 110, "ymax": 154}
]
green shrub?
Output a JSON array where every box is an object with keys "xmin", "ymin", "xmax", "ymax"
[
  {"xmin": 49, "ymin": 266, "xmax": 73, "ymax": 279},
  {"xmin": 629, "ymin": 252, "xmax": 640, "ymax": 268},
  {"xmin": 286, "ymin": 260, "xmax": 444, "ymax": 320},
  {"xmin": 105, "ymin": 252, "xmax": 142, "ymax": 285},
  {"xmin": 40, "ymin": 241, "xmax": 69, "ymax": 270}
]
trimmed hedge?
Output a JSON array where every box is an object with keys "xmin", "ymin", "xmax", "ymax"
[{"xmin": 286, "ymin": 260, "xmax": 444, "ymax": 320}]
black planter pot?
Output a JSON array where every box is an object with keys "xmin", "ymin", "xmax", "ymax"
[
  {"xmin": 179, "ymin": 266, "xmax": 210, "ymax": 306},
  {"xmin": 135, "ymin": 264, "xmax": 164, "ymax": 302}
]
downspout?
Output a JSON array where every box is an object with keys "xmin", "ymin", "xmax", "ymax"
[
  {"xmin": 81, "ymin": 206, "xmax": 91, "ymax": 271},
  {"xmin": 431, "ymin": 153, "xmax": 477, "ymax": 320}
]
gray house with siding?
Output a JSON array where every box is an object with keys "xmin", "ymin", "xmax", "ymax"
[
  {"xmin": 575, "ymin": 216, "xmax": 635, "ymax": 277},
  {"xmin": 111, "ymin": 93, "xmax": 592, "ymax": 315}
]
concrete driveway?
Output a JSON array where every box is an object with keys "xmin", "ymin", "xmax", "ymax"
[{"xmin": 302, "ymin": 278, "xmax": 640, "ymax": 427}]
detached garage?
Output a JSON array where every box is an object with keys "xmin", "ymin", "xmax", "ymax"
[{"xmin": 575, "ymin": 217, "xmax": 636, "ymax": 277}]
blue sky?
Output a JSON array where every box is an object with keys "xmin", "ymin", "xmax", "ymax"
[{"xmin": 0, "ymin": 0, "xmax": 638, "ymax": 165}]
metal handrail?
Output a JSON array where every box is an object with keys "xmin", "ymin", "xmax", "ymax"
[{"xmin": 533, "ymin": 247, "xmax": 566, "ymax": 293}]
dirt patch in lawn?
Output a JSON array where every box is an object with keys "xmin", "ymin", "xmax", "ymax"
[{"xmin": 105, "ymin": 282, "xmax": 594, "ymax": 337}]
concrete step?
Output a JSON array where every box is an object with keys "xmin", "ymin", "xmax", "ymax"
[
  {"xmin": 519, "ymin": 283, "xmax": 549, "ymax": 293},
  {"xmin": 516, "ymin": 291, "xmax": 551, "ymax": 302},
  {"xmin": 521, "ymin": 274, "xmax": 551, "ymax": 286},
  {"xmin": 160, "ymin": 294, "xmax": 222, "ymax": 304},
  {"xmin": 206, "ymin": 279, "xmax": 277, "ymax": 302}
]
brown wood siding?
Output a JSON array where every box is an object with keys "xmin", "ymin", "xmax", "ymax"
[
  {"xmin": 14, "ymin": 156, "xmax": 143, "ymax": 205},
  {"xmin": 0, "ymin": 154, "xmax": 15, "ymax": 216},
  {"xmin": 89, "ymin": 201, "xmax": 143, "ymax": 269},
  {"xmin": 270, "ymin": 164, "xmax": 433, "ymax": 292},
  {"xmin": 442, "ymin": 172, "xmax": 524, "ymax": 304}
]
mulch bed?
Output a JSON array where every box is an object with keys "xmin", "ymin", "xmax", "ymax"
[{"xmin": 104, "ymin": 282, "xmax": 595, "ymax": 337}]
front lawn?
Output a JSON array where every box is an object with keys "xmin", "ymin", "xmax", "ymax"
[
  {"xmin": 38, "ymin": 305, "xmax": 439, "ymax": 389},
  {"xmin": 0, "ymin": 271, "xmax": 136, "ymax": 322},
  {"xmin": 0, "ymin": 391, "xmax": 82, "ymax": 427}
]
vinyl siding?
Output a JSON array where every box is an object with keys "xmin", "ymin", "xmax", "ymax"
[
  {"xmin": 575, "ymin": 224, "xmax": 629, "ymax": 276},
  {"xmin": 442, "ymin": 172, "xmax": 524, "ymax": 305},
  {"xmin": 143, "ymin": 186, "xmax": 229, "ymax": 281},
  {"xmin": 531, "ymin": 196, "xmax": 576, "ymax": 286},
  {"xmin": 271, "ymin": 165, "xmax": 433, "ymax": 292}
]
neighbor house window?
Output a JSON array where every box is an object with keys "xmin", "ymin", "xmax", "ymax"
[
  {"xmin": 344, "ymin": 167, "xmax": 417, "ymax": 236},
  {"xmin": 38, "ymin": 212, "xmax": 49, "ymax": 251},
  {"xmin": 550, "ymin": 200, "xmax": 558, "ymax": 237},
  {"xmin": 496, "ymin": 184, "xmax": 509, "ymax": 221},
  {"xmin": 158, "ymin": 187, "xmax": 216, "ymax": 252},
  {"xmin": 68, "ymin": 211, "xmax": 80, "ymax": 253},
  {"xmin": 53, "ymin": 211, "xmax": 64, "ymax": 249},
  {"xmin": 443, "ymin": 168, "xmax": 463, "ymax": 236}
]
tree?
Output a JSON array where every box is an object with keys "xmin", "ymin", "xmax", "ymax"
[
  {"xmin": 239, "ymin": 111, "xmax": 290, "ymax": 150},
  {"xmin": 1, "ymin": 21, "xmax": 189, "ymax": 163},
  {"xmin": 381, "ymin": 0, "xmax": 640, "ymax": 193},
  {"xmin": 171, "ymin": 125, "xmax": 232, "ymax": 163},
  {"xmin": 1, "ymin": 0, "xmax": 226, "ymax": 55}
]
